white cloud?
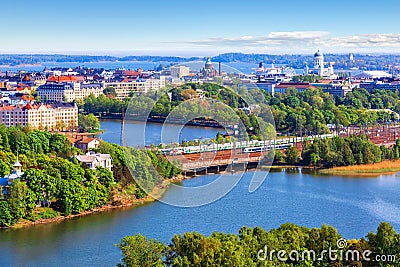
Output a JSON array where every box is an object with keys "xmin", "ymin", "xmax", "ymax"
[{"xmin": 182, "ymin": 31, "xmax": 400, "ymax": 53}]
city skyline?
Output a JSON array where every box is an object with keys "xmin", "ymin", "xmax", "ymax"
[{"xmin": 1, "ymin": 0, "xmax": 400, "ymax": 55}]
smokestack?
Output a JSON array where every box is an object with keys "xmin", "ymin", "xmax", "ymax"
[{"xmin": 218, "ymin": 62, "xmax": 221, "ymax": 76}]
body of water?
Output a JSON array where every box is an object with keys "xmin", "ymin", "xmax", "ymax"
[
  {"xmin": 0, "ymin": 170, "xmax": 400, "ymax": 266},
  {"xmin": 99, "ymin": 119, "xmax": 224, "ymax": 146},
  {"xmin": 0, "ymin": 122, "xmax": 399, "ymax": 266}
]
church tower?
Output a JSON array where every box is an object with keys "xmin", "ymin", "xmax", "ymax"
[{"xmin": 12, "ymin": 156, "xmax": 23, "ymax": 176}]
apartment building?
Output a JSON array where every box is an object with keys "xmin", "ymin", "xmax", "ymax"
[
  {"xmin": 104, "ymin": 77, "xmax": 166, "ymax": 99},
  {"xmin": 0, "ymin": 102, "xmax": 78, "ymax": 130},
  {"xmin": 170, "ymin": 65, "xmax": 190, "ymax": 78},
  {"xmin": 37, "ymin": 82, "xmax": 103, "ymax": 102}
]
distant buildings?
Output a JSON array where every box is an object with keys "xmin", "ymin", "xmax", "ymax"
[
  {"xmin": 103, "ymin": 77, "xmax": 166, "ymax": 99},
  {"xmin": 256, "ymin": 62, "xmax": 295, "ymax": 83},
  {"xmin": 37, "ymin": 76, "xmax": 103, "ymax": 102},
  {"xmin": 359, "ymin": 81, "xmax": 400, "ymax": 93},
  {"xmin": 170, "ymin": 65, "xmax": 190, "ymax": 78},
  {"xmin": 0, "ymin": 102, "xmax": 78, "ymax": 130},
  {"xmin": 274, "ymin": 82, "xmax": 317, "ymax": 94},
  {"xmin": 200, "ymin": 57, "xmax": 219, "ymax": 78},
  {"xmin": 313, "ymin": 80, "xmax": 354, "ymax": 97},
  {"xmin": 307, "ymin": 50, "xmax": 336, "ymax": 78},
  {"xmin": 353, "ymin": 71, "xmax": 392, "ymax": 80},
  {"xmin": 74, "ymin": 152, "xmax": 112, "ymax": 171}
]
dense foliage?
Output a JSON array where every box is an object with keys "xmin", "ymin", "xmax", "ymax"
[
  {"xmin": 266, "ymin": 87, "xmax": 398, "ymax": 135},
  {"xmin": 301, "ymin": 135, "xmax": 400, "ymax": 168},
  {"xmin": 118, "ymin": 222, "xmax": 399, "ymax": 267},
  {"xmin": 0, "ymin": 126, "xmax": 180, "ymax": 227},
  {"xmin": 78, "ymin": 113, "xmax": 101, "ymax": 132},
  {"xmin": 272, "ymin": 135, "xmax": 400, "ymax": 168}
]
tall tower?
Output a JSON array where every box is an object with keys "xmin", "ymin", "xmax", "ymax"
[{"xmin": 304, "ymin": 64, "xmax": 309, "ymax": 75}]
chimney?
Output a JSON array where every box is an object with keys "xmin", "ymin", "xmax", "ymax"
[{"xmin": 218, "ymin": 62, "xmax": 221, "ymax": 76}]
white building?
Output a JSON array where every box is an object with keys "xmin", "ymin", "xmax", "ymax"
[
  {"xmin": 37, "ymin": 82, "xmax": 103, "ymax": 102},
  {"xmin": 353, "ymin": 71, "xmax": 392, "ymax": 80},
  {"xmin": 309, "ymin": 50, "xmax": 336, "ymax": 78},
  {"xmin": 104, "ymin": 77, "xmax": 166, "ymax": 99},
  {"xmin": 170, "ymin": 66, "xmax": 190, "ymax": 78},
  {"xmin": 74, "ymin": 152, "xmax": 112, "ymax": 171}
]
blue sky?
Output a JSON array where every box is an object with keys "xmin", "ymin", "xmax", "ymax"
[{"xmin": 1, "ymin": 0, "xmax": 400, "ymax": 55}]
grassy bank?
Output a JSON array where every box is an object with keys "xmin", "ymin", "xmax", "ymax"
[{"xmin": 319, "ymin": 159, "xmax": 400, "ymax": 176}]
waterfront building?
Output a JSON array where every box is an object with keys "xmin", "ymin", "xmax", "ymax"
[
  {"xmin": 74, "ymin": 151, "xmax": 112, "ymax": 171},
  {"xmin": 255, "ymin": 62, "xmax": 295, "ymax": 83},
  {"xmin": 0, "ymin": 102, "xmax": 78, "ymax": 130}
]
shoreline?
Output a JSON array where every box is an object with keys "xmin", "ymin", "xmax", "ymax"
[
  {"xmin": 98, "ymin": 116, "xmax": 226, "ymax": 129},
  {"xmin": 4, "ymin": 175, "xmax": 186, "ymax": 230},
  {"xmin": 4, "ymin": 161, "xmax": 400, "ymax": 230},
  {"xmin": 318, "ymin": 159, "xmax": 400, "ymax": 176}
]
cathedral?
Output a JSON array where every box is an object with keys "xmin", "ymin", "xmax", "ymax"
[
  {"xmin": 305, "ymin": 50, "xmax": 336, "ymax": 78},
  {"xmin": 200, "ymin": 57, "xmax": 219, "ymax": 78}
]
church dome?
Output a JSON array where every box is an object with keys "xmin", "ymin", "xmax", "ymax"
[
  {"xmin": 314, "ymin": 50, "xmax": 323, "ymax": 57},
  {"xmin": 205, "ymin": 57, "xmax": 213, "ymax": 69}
]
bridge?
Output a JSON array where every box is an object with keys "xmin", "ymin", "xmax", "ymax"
[
  {"xmin": 162, "ymin": 135, "xmax": 335, "ymax": 175},
  {"xmin": 160, "ymin": 123, "xmax": 400, "ymax": 175}
]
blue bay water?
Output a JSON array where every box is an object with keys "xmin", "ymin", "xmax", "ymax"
[{"xmin": 0, "ymin": 121, "xmax": 399, "ymax": 266}]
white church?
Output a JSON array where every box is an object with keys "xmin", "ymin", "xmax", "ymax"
[{"xmin": 305, "ymin": 50, "xmax": 337, "ymax": 78}]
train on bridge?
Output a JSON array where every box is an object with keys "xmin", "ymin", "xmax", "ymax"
[{"xmin": 160, "ymin": 134, "xmax": 336, "ymax": 156}]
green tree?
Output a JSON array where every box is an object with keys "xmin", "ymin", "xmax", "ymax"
[
  {"xmin": 117, "ymin": 234, "xmax": 166, "ymax": 267},
  {"xmin": 79, "ymin": 113, "xmax": 100, "ymax": 132},
  {"xmin": 285, "ymin": 146, "xmax": 300, "ymax": 165},
  {"xmin": 0, "ymin": 159, "xmax": 10, "ymax": 177},
  {"xmin": 0, "ymin": 201, "xmax": 14, "ymax": 227},
  {"xmin": 7, "ymin": 180, "xmax": 36, "ymax": 221},
  {"xmin": 103, "ymin": 87, "xmax": 117, "ymax": 97}
]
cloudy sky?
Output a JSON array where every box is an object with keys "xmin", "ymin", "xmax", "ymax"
[{"xmin": 1, "ymin": 0, "xmax": 400, "ymax": 55}]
